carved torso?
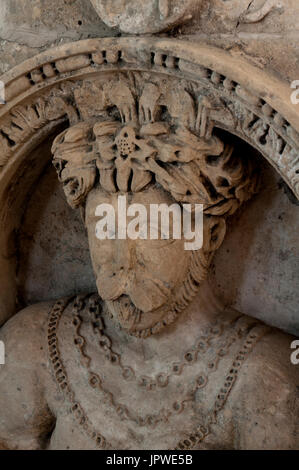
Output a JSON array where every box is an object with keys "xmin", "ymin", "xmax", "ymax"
[{"xmin": 47, "ymin": 294, "xmax": 269, "ymax": 450}]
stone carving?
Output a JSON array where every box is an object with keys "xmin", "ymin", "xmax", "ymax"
[
  {"xmin": 0, "ymin": 39, "xmax": 298, "ymax": 326},
  {"xmin": 52, "ymin": 75, "xmax": 256, "ymax": 214},
  {"xmin": 0, "ymin": 39, "xmax": 298, "ymax": 450},
  {"xmin": 47, "ymin": 294, "xmax": 270, "ymax": 449},
  {"xmin": 0, "ymin": 40, "xmax": 298, "ymax": 200},
  {"xmin": 88, "ymin": 0, "xmax": 284, "ymax": 33},
  {"xmin": 89, "ymin": 0, "xmax": 196, "ymax": 33},
  {"xmin": 50, "ymin": 74, "xmax": 258, "ymax": 339},
  {"xmin": 0, "ymin": 84, "xmax": 78, "ymax": 168},
  {"xmin": 240, "ymin": 0, "xmax": 283, "ymax": 24}
]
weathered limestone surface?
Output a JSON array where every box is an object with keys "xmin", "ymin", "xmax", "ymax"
[
  {"xmin": 0, "ymin": 83, "xmax": 298, "ymax": 447},
  {"xmin": 0, "ymin": 33, "xmax": 297, "ymax": 334},
  {"xmin": 0, "ymin": 0, "xmax": 298, "ymax": 452},
  {"xmin": 0, "ymin": 0, "xmax": 115, "ymax": 73},
  {"xmin": 1, "ymin": 0, "xmax": 299, "ymax": 80}
]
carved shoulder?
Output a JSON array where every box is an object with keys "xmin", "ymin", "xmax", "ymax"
[
  {"xmin": 0, "ymin": 301, "xmax": 56, "ymax": 449},
  {"xmin": 228, "ymin": 328, "xmax": 299, "ymax": 450}
]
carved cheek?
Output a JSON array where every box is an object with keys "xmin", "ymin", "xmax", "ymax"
[
  {"xmin": 89, "ymin": 238, "xmax": 115, "ymax": 267},
  {"xmin": 136, "ymin": 239, "xmax": 189, "ymax": 284},
  {"xmin": 86, "ymin": 220, "xmax": 115, "ymax": 269}
]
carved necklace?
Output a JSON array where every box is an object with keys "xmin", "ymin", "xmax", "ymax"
[
  {"xmin": 71, "ymin": 294, "xmax": 242, "ymax": 429},
  {"xmin": 75, "ymin": 293, "xmax": 234, "ymax": 391},
  {"xmin": 48, "ymin": 295, "xmax": 270, "ymax": 450}
]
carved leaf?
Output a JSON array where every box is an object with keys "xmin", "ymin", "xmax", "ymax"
[{"xmin": 0, "ymin": 134, "xmax": 11, "ymax": 167}]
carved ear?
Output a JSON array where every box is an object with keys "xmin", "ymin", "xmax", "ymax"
[{"xmin": 203, "ymin": 216, "xmax": 226, "ymax": 252}]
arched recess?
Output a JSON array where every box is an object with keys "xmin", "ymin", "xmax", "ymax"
[{"xmin": 0, "ymin": 37, "xmax": 298, "ymax": 325}]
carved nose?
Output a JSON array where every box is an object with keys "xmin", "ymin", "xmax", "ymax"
[{"xmin": 115, "ymin": 240, "xmax": 133, "ymax": 272}]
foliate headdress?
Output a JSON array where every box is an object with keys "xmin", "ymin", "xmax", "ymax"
[{"xmin": 52, "ymin": 77, "xmax": 258, "ymax": 215}]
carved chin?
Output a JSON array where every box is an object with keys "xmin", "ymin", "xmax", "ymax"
[
  {"xmin": 98, "ymin": 251, "xmax": 207, "ymax": 336},
  {"xmin": 103, "ymin": 290, "xmax": 169, "ymax": 332},
  {"xmin": 96, "ymin": 274, "xmax": 171, "ymax": 313},
  {"xmin": 104, "ymin": 286, "xmax": 173, "ymax": 334}
]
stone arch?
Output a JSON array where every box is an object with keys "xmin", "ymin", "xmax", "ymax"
[{"xmin": 0, "ymin": 37, "xmax": 298, "ymax": 324}]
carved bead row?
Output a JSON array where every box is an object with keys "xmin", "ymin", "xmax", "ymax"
[
  {"xmin": 70, "ymin": 296, "xmax": 246, "ymax": 429},
  {"xmin": 175, "ymin": 323, "xmax": 270, "ymax": 450},
  {"xmin": 48, "ymin": 297, "xmax": 108, "ymax": 449},
  {"xmin": 1, "ymin": 46, "xmax": 298, "ymax": 195},
  {"xmin": 86, "ymin": 295, "xmax": 228, "ymax": 390}
]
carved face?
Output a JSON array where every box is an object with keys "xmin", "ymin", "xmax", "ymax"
[
  {"xmin": 85, "ymin": 185, "xmax": 190, "ymax": 332},
  {"xmin": 85, "ymin": 184, "xmax": 226, "ymax": 336}
]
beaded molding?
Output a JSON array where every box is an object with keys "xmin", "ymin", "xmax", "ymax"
[
  {"xmin": 47, "ymin": 296, "xmax": 108, "ymax": 449},
  {"xmin": 0, "ymin": 38, "xmax": 298, "ymax": 199}
]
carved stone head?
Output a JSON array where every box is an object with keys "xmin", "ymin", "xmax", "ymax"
[{"xmin": 52, "ymin": 77, "xmax": 258, "ymax": 337}]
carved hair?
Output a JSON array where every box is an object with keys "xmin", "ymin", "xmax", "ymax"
[{"xmin": 52, "ymin": 79, "xmax": 259, "ymax": 217}]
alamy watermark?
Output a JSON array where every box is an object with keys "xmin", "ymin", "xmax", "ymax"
[
  {"xmin": 290, "ymin": 80, "xmax": 299, "ymax": 104},
  {"xmin": 95, "ymin": 195, "xmax": 203, "ymax": 250},
  {"xmin": 290, "ymin": 340, "xmax": 299, "ymax": 365}
]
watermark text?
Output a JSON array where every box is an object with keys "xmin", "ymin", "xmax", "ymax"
[
  {"xmin": 95, "ymin": 196, "xmax": 203, "ymax": 251},
  {"xmin": 290, "ymin": 340, "xmax": 299, "ymax": 365},
  {"xmin": 291, "ymin": 80, "xmax": 299, "ymax": 104}
]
